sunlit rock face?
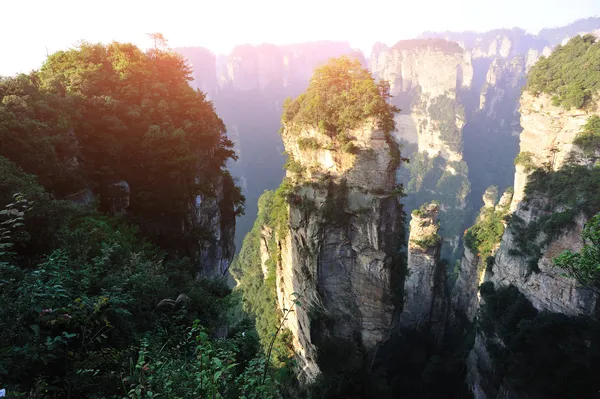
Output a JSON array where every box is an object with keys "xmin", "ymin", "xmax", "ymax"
[
  {"xmin": 370, "ymin": 39, "xmax": 471, "ymax": 163},
  {"xmin": 464, "ymin": 91, "xmax": 600, "ymax": 399},
  {"xmin": 510, "ymin": 93, "xmax": 593, "ymax": 210},
  {"xmin": 259, "ymin": 119, "xmax": 403, "ymax": 381},
  {"xmin": 419, "ymin": 19, "xmax": 600, "ymax": 215},
  {"xmin": 370, "ymin": 39, "xmax": 471, "ymax": 259}
]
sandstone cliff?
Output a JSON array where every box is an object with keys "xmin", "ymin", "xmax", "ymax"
[
  {"xmin": 193, "ymin": 175, "xmax": 237, "ymax": 278},
  {"xmin": 400, "ymin": 202, "xmax": 449, "ymax": 342},
  {"xmin": 370, "ymin": 39, "xmax": 472, "ymax": 259},
  {"xmin": 464, "ymin": 91, "xmax": 600, "ymax": 398},
  {"xmin": 420, "ymin": 20, "xmax": 600, "ymax": 212},
  {"xmin": 258, "ymin": 119, "xmax": 403, "ymax": 380}
]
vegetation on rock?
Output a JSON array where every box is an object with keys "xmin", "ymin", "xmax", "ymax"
[
  {"xmin": 0, "ymin": 42, "xmax": 280, "ymax": 398},
  {"xmin": 574, "ymin": 115, "xmax": 600, "ymax": 161},
  {"xmin": 525, "ymin": 34, "xmax": 600, "ymax": 109},
  {"xmin": 282, "ymin": 56, "xmax": 399, "ymax": 136},
  {"xmin": 479, "ymin": 283, "xmax": 600, "ymax": 398},
  {"xmin": 553, "ymin": 212, "xmax": 600, "ymax": 291},
  {"xmin": 464, "ymin": 187, "xmax": 512, "ymax": 262}
]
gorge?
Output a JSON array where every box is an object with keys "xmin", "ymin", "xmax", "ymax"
[{"xmin": 2, "ymin": 12, "xmax": 600, "ymax": 399}]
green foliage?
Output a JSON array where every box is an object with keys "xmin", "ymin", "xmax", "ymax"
[
  {"xmin": 510, "ymin": 165, "xmax": 600, "ymax": 269},
  {"xmin": 341, "ymin": 141, "xmax": 360, "ymax": 154},
  {"xmin": 427, "ymin": 94, "xmax": 464, "ymax": 152},
  {"xmin": 525, "ymin": 34, "xmax": 600, "ymax": 109},
  {"xmin": 411, "ymin": 201, "xmax": 439, "ymax": 218},
  {"xmin": 0, "ymin": 42, "xmax": 262, "ymax": 398},
  {"xmin": 0, "ymin": 189, "xmax": 268, "ymax": 397},
  {"xmin": 514, "ymin": 151, "xmax": 535, "ymax": 171},
  {"xmin": 283, "ymin": 154, "xmax": 305, "ymax": 175},
  {"xmin": 479, "ymin": 283, "xmax": 600, "ymax": 398},
  {"xmin": 282, "ymin": 56, "xmax": 400, "ymax": 138},
  {"xmin": 464, "ymin": 202, "xmax": 510, "ymax": 260},
  {"xmin": 297, "ymin": 137, "xmax": 321, "ymax": 151},
  {"xmin": 573, "ymin": 115, "xmax": 600, "ymax": 160},
  {"xmin": 413, "ymin": 233, "xmax": 441, "ymax": 250},
  {"xmin": 553, "ymin": 212, "xmax": 600, "ymax": 291},
  {"xmin": 229, "ymin": 190, "xmax": 294, "ymax": 370},
  {"xmin": 0, "ymin": 42, "xmax": 244, "ymax": 254}
]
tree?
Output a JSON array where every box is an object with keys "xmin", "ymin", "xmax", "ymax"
[
  {"xmin": 147, "ymin": 32, "xmax": 168, "ymax": 50},
  {"xmin": 554, "ymin": 212, "xmax": 600, "ymax": 292}
]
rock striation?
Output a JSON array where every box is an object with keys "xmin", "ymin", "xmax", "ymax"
[
  {"xmin": 259, "ymin": 119, "xmax": 403, "ymax": 381},
  {"xmin": 400, "ymin": 202, "xmax": 449, "ymax": 342},
  {"xmin": 370, "ymin": 39, "xmax": 472, "ymax": 259},
  {"xmin": 463, "ymin": 90, "xmax": 600, "ymax": 399}
]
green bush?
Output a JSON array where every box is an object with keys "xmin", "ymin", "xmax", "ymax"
[
  {"xmin": 297, "ymin": 137, "xmax": 321, "ymax": 151},
  {"xmin": 478, "ymin": 283, "xmax": 600, "ymax": 398},
  {"xmin": 514, "ymin": 151, "xmax": 535, "ymax": 171},
  {"xmin": 553, "ymin": 212, "xmax": 600, "ymax": 291},
  {"xmin": 574, "ymin": 115, "xmax": 600, "ymax": 160},
  {"xmin": 525, "ymin": 34, "xmax": 600, "ymax": 109},
  {"xmin": 282, "ymin": 56, "xmax": 400, "ymax": 138}
]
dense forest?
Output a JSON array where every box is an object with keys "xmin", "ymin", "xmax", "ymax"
[
  {"xmin": 2, "ymin": 22, "xmax": 600, "ymax": 399},
  {"xmin": 0, "ymin": 42, "xmax": 279, "ymax": 398}
]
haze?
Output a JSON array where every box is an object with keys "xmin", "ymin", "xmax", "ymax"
[{"xmin": 2, "ymin": 0, "xmax": 599, "ymax": 76}]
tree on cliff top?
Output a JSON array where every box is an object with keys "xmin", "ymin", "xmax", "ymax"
[
  {"xmin": 281, "ymin": 56, "xmax": 400, "ymax": 136},
  {"xmin": 525, "ymin": 34, "xmax": 600, "ymax": 109}
]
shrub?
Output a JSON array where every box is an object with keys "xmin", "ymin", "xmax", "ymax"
[
  {"xmin": 478, "ymin": 283, "xmax": 600, "ymax": 398},
  {"xmin": 514, "ymin": 151, "xmax": 535, "ymax": 171},
  {"xmin": 282, "ymin": 56, "xmax": 400, "ymax": 138},
  {"xmin": 525, "ymin": 34, "xmax": 600, "ymax": 109}
]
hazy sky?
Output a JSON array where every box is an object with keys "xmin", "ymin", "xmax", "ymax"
[{"xmin": 2, "ymin": 0, "xmax": 599, "ymax": 76}]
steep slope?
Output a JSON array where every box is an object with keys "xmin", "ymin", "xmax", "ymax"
[
  {"xmin": 232, "ymin": 57, "xmax": 404, "ymax": 384},
  {"xmin": 420, "ymin": 18, "xmax": 600, "ymax": 215},
  {"xmin": 400, "ymin": 202, "xmax": 449, "ymax": 343},
  {"xmin": 460, "ymin": 35, "xmax": 600, "ymax": 398},
  {"xmin": 370, "ymin": 39, "xmax": 472, "ymax": 259}
]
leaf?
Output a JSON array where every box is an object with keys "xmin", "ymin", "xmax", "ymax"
[{"xmin": 29, "ymin": 324, "xmax": 40, "ymax": 336}]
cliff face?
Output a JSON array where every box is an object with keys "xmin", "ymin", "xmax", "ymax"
[
  {"xmin": 370, "ymin": 39, "xmax": 472, "ymax": 162},
  {"xmin": 464, "ymin": 91, "xmax": 600, "ymax": 398},
  {"xmin": 370, "ymin": 39, "xmax": 472, "ymax": 259},
  {"xmin": 218, "ymin": 42, "xmax": 353, "ymax": 92},
  {"xmin": 420, "ymin": 20, "xmax": 600, "ymax": 213},
  {"xmin": 178, "ymin": 42, "xmax": 357, "ymax": 252},
  {"xmin": 400, "ymin": 203, "xmax": 449, "ymax": 342},
  {"xmin": 260, "ymin": 119, "xmax": 403, "ymax": 380},
  {"xmin": 511, "ymin": 93, "xmax": 592, "ymax": 209},
  {"xmin": 193, "ymin": 175, "xmax": 237, "ymax": 278}
]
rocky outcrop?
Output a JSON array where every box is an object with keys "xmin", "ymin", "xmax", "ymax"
[
  {"xmin": 511, "ymin": 93, "xmax": 593, "ymax": 210},
  {"xmin": 452, "ymin": 246, "xmax": 482, "ymax": 323},
  {"xmin": 194, "ymin": 175, "xmax": 236, "ymax": 278},
  {"xmin": 260, "ymin": 119, "xmax": 403, "ymax": 381},
  {"xmin": 400, "ymin": 203, "xmax": 448, "ymax": 342},
  {"xmin": 370, "ymin": 39, "xmax": 472, "ymax": 259},
  {"xmin": 420, "ymin": 20, "xmax": 600, "ymax": 212},
  {"xmin": 464, "ymin": 86, "xmax": 600, "ymax": 398},
  {"xmin": 370, "ymin": 39, "xmax": 471, "ymax": 162}
]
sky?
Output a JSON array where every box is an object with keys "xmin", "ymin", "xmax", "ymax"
[{"xmin": 1, "ymin": 0, "xmax": 599, "ymax": 76}]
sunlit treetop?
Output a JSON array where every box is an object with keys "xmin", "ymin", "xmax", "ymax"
[
  {"xmin": 525, "ymin": 34, "xmax": 600, "ymax": 109},
  {"xmin": 281, "ymin": 56, "xmax": 400, "ymax": 136}
]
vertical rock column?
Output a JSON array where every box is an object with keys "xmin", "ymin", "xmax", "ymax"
[{"xmin": 399, "ymin": 202, "xmax": 449, "ymax": 342}]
